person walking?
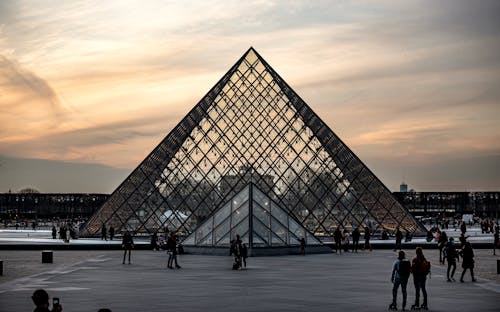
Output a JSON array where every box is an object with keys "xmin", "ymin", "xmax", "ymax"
[
  {"xmin": 394, "ymin": 227, "xmax": 403, "ymax": 251},
  {"xmin": 241, "ymin": 242, "xmax": 248, "ymax": 268},
  {"xmin": 389, "ymin": 250, "xmax": 411, "ymax": 311},
  {"xmin": 411, "ymin": 247, "xmax": 430, "ymax": 310},
  {"xmin": 167, "ymin": 232, "xmax": 181, "ymax": 269},
  {"xmin": 364, "ymin": 226, "xmax": 372, "ymax": 251},
  {"xmin": 333, "ymin": 228, "xmax": 342, "ymax": 254},
  {"xmin": 352, "ymin": 227, "xmax": 360, "ymax": 252},
  {"xmin": 121, "ymin": 230, "xmax": 134, "ymax": 264},
  {"xmin": 444, "ymin": 237, "xmax": 459, "ymax": 282},
  {"xmin": 460, "ymin": 242, "xmax": 476, "ymax": 282},
  {"xmin": 438, "ymin": 230, "xmax": 447, "ymax": 264}
]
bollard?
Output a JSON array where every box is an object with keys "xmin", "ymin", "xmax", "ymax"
[
  {"xmin": 42, "ymin": 250, "xmax": 53, "ymax": 264},
  {"xmin": 0, "ymin": 260, "xmax": 3, "ymax": 275},
  {"xmin": 497, "ymin": 259, "xmax": 500, "ymax": 275}
]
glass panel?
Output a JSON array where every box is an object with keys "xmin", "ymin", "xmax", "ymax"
[
  {"xmin": 214, "ymin": 202, "xmax": 231, "ymax": 227},
  {"xmin": 271, "ymin": 219, "xmax": 287, "ymax": 244},
  {"xmin": 214, "ymin": 218, "xmax": 231, "ymax": 244},
  {"xmin": 253, "ymin": 217, "xmax": 269, "ymax": 245},
  {"xmin": 232, "ymin": 201, "xmax": 248, "ymax": 225},
  {"xmin": 270, "ymin": 202, "xmax": 288, "ymax": 227},
  {"xmin": 253, "ymin": 204, "xmax": 270, "ymax": 227},
  {"xmin": 195, "ymin": 218, "xmax": 213, "ymax": 245}
]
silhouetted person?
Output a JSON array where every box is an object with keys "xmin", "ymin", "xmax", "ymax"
[
  {"xmin": 460, "ymin": 241, "xmax": 476, "ymax": 282},
  {"xmin": 460, "ymin": 221, "xmax": 466, "ymax": 235},
  {"xmin": 411, "ymin": 247, "xmax": 430, "ymax": 310},
  {"xmin": 232, "ymin": 234, "xmax": 243, "ymax": 269},
  {"xmin": 333, "ymin": 228, "xmax": 342, "ymax": 254},
  {"xmin": 101, "ymin": 224, "xmax": 107, "ymax": 241},
  {"xmin": 299, "ymin": 237, "xmax": 306, "ymax": 255},
  {"xmin": 364, "ymin": 226, "xmax": 372, "ymax": 251},
  {"xmin": 51, "ymin": 226, "xmax": 57, "ymax": 239},
  {"xmin": 405, "ymin": 230, "xmax": 412, "ymax": 242},
  {"xmin": 109, "ymin": 226, "xmax": 115, "ymax": 240},
  {"xmin": 438, "ymin": 230, "xmax": 447, "ymax": 264},
  {"xmin": 122, "ymin": 230, "xmax": 134, "ymax": 264},
  {"xmin": 444, "ymin": 237, "xmax": 459, "ymax": 282},
  {"xmin": 151, "ymin": 232, "xmax": 160, "ymax": 251},
  {"xmin": 241, "ymin": 242, "xmax": 248, "ymax": 268},
  {"xmin": 352, "ymin": 227, "xmax": 360, "ymax": 252},
  {"xmin": 381, "ymin": 229, "xmax": 389, "ymax": 240},
  {"xmin": 389, "ymin": 250, "xmax": 410, "ymax": 311},
  {"xmin": 394, "ymin": 227, "xmax": 403, "ymax": 251},
  {"xmin": 459, "ymin": 233, "xmax": 468, "ymax": 248},
  {"xmin": 493, "ymin": 226, "xmax": 499, "ymax": 255},
  {"xmin": 32, "ymin": 289, "xmax": 62, "ymax": 312},
  {"xmin": 167, "ymin": 232, "xmax": 181, "ymax": 269}
]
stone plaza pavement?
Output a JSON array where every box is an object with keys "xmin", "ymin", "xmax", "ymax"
[{"xmin": 0, "ymin": 249, "xmax": 499, "ymax": 312}]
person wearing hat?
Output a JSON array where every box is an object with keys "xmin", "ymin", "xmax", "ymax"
[{"xmin": 444, "ymin": 237, "xmax": 459, "ymax": 281}]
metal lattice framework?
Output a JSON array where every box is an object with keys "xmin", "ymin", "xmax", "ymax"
[{"xmin": 82, "ymin": 48, "xmax": 426, "ymax": 238}]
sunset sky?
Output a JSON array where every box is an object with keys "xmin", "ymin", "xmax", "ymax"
[{"xmin": 1, "ymin": 0, "xmax": 499, "ymax": 193}]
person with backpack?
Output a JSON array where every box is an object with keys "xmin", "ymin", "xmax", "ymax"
[
  {"xmin": 411, "ymin": 247, "xmax": 430, "ymax": 310},
  {"xmin": 444, "ymin": 237, "xmax": 459, "ymax": 282},
  {"xmin": 389, "ymin": 250, "xmax": 411, "ymax": 311},
  {"xmin": 459, "ymin": 241, "xmax": 476, "ymax": 282}
]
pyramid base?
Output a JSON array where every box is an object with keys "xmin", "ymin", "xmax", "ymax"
[{"xmin": 183, "ymin": 245, "xmax": 332, "ymax": 256}]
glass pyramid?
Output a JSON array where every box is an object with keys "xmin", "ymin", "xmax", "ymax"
[
  {"xmin": 182, "ymin": 183, "xmax": 324, "ymax": 250},
  {"xmin": 81, "ymin": 47, "xmax": 426, "ymax": 238}
]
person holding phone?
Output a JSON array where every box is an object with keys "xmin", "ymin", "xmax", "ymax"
[{"xmin": 31, "ymin": 289, "xmax": 62, "ymax": 312}]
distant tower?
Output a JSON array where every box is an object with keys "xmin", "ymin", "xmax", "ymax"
[{"xmin": 400, "ymin": 182, "xmax": 408, "ymax": 193}]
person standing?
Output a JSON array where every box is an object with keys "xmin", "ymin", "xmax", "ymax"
[
  {"xmin": 411, "ymin": 247, "xmax": 430, "ymax": 310},
  {"xmin": 444, "ymin": 237, "xmax": 459, "ymax": 282},
  {"xmin": 394, "ymin": 227, "xmax": 403, "ymax": 251},
  {"xmin": 460, "ymin": 242, "xmax": 476, "ymax": 282},
  {"xmin": 51, "ymin": 226, "xmax": 57, "ymax": 239},
  {"xmin": 31, "ymin": 289, "xmax": 62, "ymax": 312},
  {"xmin": 389, "ymin": 251, "xmax": 411, "ymax": 311},
  {"xmin": 299, "ymin": 237, "xmax": 306, "ymax": 255},
  {"xmin": 333, "ymin": 228, "xmax": 342, "ymax": 254},
  {"xmin": 121, "ymin": 230, "xmax": 134, "ymax": 264},
  {"xmin": 167, "ymin": 232, "xmax": 181, "ymax": 269},
  {"xmin": 101, "ymin": 224, "xmax": 107, "ymax": 241},
  {"xmin": 352, "ymin": 227, "xmax": 360, "ymax": 253},
  {"xmin": 342, "ymin": 229, "xmax": 350, "ymax": 252},
  {"xmin": 109, "ymin": 226, "xmax": 115, "ymax": 241},
  {"xmin": 460, "ymin": 221, "xmax": 467, "ymax": 235},
  {"xmin": 151, "ymin": 232, "xmax": 160, "ymax": 251},
  {"xmin": 493, "ymin": 226, "xmax": 499, "ymax": 255},
  {"xmin": 364, "ymin": 226, "xmax": 372, "ymax": 251}
]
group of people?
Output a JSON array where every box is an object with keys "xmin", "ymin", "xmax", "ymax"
[
  {"xmin": 51, "ymin": 223, "xmax": 78, "ymax": 242},
  {"xmin": 389, "ymin": 248, "xmax": 431, "ymax": 310},
  {"xmin": 332, "ymin": 226, "xmax": 372, "ymax": 254},
  {"xmin": 101, "ymin": 224, "xmax": 115, "ymax": 241},
  {"xmin": 230, "ymin": 234, "xmax": 248, "ymax": 270}
]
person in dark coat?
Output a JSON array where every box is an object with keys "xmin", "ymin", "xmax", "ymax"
[
  {"xmin": 109, "ymin": 226, "xmax": 115, "ymax": 240},
  {"xmin": 101, "ymin": 224, "xmax": 107, "ymax": 241},
  {"xmin": 167, "ymin": 232, "xmax": 181, "ymax": 269},
  {"xmin": 438, "ymin": 230, "xmax": 448, "ymax": 264},
  {"xmin": 241, "ymin": 243, "xmax": 248, "ymax": 268},
  {"xmin": 121, "ymin": 230, "xmax": 134, "ymax": 264},
  {"xmin": 333, "ymin": 228, "xmax": 342, "ymax": 254},
  {"xmin": 151, "ymin": 232, "xmax": 160, "ymax": 251},
  {"xmin": 460, "ymin": 242, "xmax": 476, "ymax": 282},
  {"xmin": 394, "ymin": 227, "xmax": 403, "ymax": 251},
  {"xmin": 51, "ymin": 226, "xmax": 57, "ymax": 239},
  {"xmin": 364, "ymin": 226, "xmax": 372, "ymax": 251},
  {"xmin": 444, "ymin": 237, "xmax": 459, "ymax": 281},
  {"xmin": 352, "ymin": 227, "xmax": 360, "ymax": 252},
  {"xmin": 411, "ymin": 247, "xmax": 430, "ymax": 310}
]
